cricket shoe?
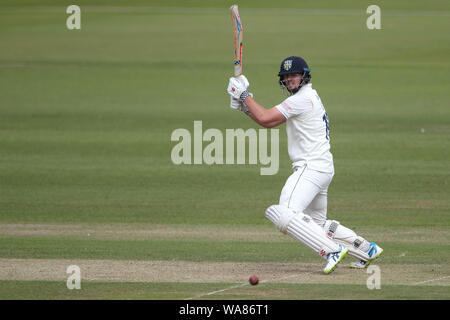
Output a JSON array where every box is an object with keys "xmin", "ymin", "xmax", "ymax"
[
  {"xmin": 324, "ymin": 244, "xmax": 349, "ymax": 274},
  {"xmin": 349, "ymin": 242, "xmax": 384, "ymax": 269}
]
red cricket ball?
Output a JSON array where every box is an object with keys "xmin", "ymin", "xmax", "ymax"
[{"xmin": 249, "ymin": 275, "xmax": 259, "ymax": 286}]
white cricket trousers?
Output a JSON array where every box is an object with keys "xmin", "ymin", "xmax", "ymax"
[{"xmin": 279, "ymin": 165, "xmax": 334, "ymax": 227}]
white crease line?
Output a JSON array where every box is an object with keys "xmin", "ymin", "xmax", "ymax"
[
  {"xmin": 411, "ymin": 275, "xmax": 450, "ymax": 286},
  {"xmin": 185, "ymin": 283, "xmax": 248, "ymax": 300},
  {"xmin": 184, "ymin": 273, "xmax": 307, "ymax": 300}
]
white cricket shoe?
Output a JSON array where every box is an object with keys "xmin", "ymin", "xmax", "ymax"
[
  {"xmin": 349, "ymin": 242, "xmax": 384, "ymax": 269},
  {"xmin": 324, "ymin": 244, "xmax": 348, "ymax": 274}
]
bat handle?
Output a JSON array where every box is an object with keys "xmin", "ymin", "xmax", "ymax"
[{"xmin": 234, "ymin": 59, "xmax": 242, "ymax": 76}]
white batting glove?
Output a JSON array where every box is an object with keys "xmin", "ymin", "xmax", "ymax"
[
  {"xmin": 230, "ymin": 75, "xmax": 249, "ymax": 110},
  {"xmin": 228, "ymin": 74, "xmax": 251, "ymax": 113},
  {"xmin": 237, "ymin": 74, "xmax": 250, "ymax": 88},
  {"xmin": 230, "ymin": 93, "xmax": 253, "ymax": 114},
  {"xmin": 230, "ymin": 96, "xmax": 242, "ymax": 110},
  {"xmin": 227, "ymin": 76, "xmax": 248, "ymax": 100}
]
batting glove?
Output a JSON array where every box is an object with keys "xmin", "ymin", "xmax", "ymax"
[
  {"xmin": 230, "ymin": 93, "xmax": 253, "ymax": 115},
  {"xmin": 230, "ymin": 96, "xmax": 242, "ymax": 110},
  {"xmin": 227, "ymin": 76, "xmax": 249, "ymax": 101},
  {"xmin": 237, "ymin": 74, "xmax": 250, "ymax": 88},
  {"xmin": 229, "ymin": 75, "xmax": 249, "ymax": 110}
]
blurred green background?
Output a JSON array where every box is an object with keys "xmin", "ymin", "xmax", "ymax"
[{"xmin": 1, "ymin": 0, "xmax": 448, "ymax": 226}]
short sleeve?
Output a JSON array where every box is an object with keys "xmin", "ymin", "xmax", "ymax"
[{"xmin": 275, "ymin": 94, "xmax": 313, "ymax": 119}]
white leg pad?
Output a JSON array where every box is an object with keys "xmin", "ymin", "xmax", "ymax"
[
  {"xmin": 266, "ymin": 205, "xmax": 340, "ymax": 257},
  {"xmin": 324, "ymin": 220, "xmax": 370, "ymax": 261}
]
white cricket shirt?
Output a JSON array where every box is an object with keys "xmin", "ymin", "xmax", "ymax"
[{"xmin": 275, "ymin": 83, "xmax": 334, "ymax": 173}]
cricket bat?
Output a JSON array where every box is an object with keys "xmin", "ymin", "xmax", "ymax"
[{"xmin": 230, "ymin": 5, "xmax": 243, "ymax": 77}]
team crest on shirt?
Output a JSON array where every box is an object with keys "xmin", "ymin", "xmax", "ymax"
[{"xmin": 283, "ymin": 60, "xmax": 292, "ymax": 71}]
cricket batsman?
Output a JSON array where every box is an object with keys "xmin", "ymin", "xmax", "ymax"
[{"xmin": 226, "ymin": 56, "xmax": 383, "ymax": 274}]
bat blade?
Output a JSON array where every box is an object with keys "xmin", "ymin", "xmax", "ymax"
[{"xmin": 230, "ymin": 4, "xmax": 243, "ymax": 77}]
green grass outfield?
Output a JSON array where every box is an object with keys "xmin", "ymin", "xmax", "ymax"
[{"xmin": 0, "ymin": 0, "xmax": 449, "ymax": 300}]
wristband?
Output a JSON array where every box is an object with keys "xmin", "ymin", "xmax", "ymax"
[{"xmin": 239, "ymin": 90, "xmax": 250, "ymax": 103}]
